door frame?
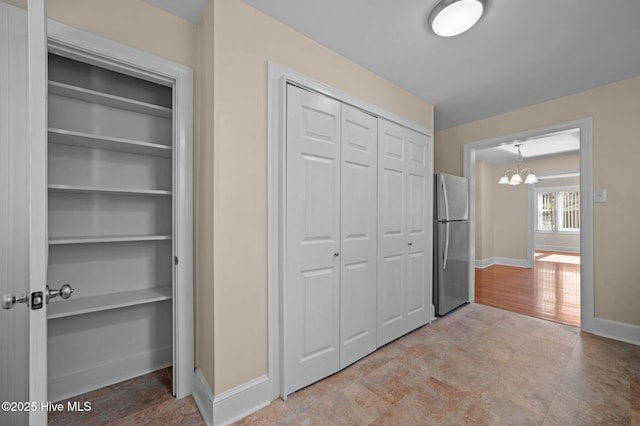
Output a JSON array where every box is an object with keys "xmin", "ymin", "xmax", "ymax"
[
  {"xmin": 42, "ymin": 20, "xmax": 194, "ymax": 399},
  {"xmin": 462, "ymin": 117, "xmax": 595, "ymax": 332},
  {"xmin": 267, "ymin": 62, "xmax": 433, "ymax": 400}
]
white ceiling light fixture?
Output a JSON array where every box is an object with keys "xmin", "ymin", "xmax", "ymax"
[
  {"xmin": 428, "ymin": 0, "xmax": 488, "ymax": 37},
  {"xmin": 498, "ymin": 144, "xmax": 538, "ymax": 186}
]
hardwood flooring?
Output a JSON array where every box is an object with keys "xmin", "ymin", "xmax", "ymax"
[{"xmin": 475, "ymin": 251, "xmax": 580, "ymax": 327}]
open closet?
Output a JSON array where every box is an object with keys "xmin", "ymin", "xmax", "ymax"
[
  {"xmin": 0, "ymin": 4, "xmax": 193, "ymax": 422},
  {"xmin": 44, "ymin": 50, "xmax": 187, "ymax": 401}
]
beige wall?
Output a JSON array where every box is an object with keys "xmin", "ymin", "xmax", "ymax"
[
  {"xmin": 3, "ymin": 1, "xmax": 197, "ymax": 72},
  {"xmin": 475, "ymin": 161, "xmax": 494, "ymax": 261},
  {"xmin": 46, "ymin": 0, "xmax": 198, "ymax": 68},
  {"xmin": 207, "ymin": 0, "xmax": 433, "ymax": 394},
  {"xmin": 437, "ymin": 76, "xmax": 640, "ymax": 327},
  {"xmin": 195, "ymin": 0, "xmax": 215, "ymax": 395}
]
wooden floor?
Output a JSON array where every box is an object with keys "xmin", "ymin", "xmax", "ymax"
[{"xmin": 475, "ymin": 251, "xmax": 580, "ymax": 327}]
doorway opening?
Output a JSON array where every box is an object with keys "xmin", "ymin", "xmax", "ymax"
[{"xmin": 463, "ymin": 118, "xmax": 594, "ymax": 331}]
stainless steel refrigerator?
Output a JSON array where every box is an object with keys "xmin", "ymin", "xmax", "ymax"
[{"xmin": 434, "ymin": 173, "xmax": 470, "ymax": 316}]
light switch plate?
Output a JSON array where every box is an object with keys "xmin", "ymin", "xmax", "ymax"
[{"xmin": 594, "ymin": 189, "xmax": 607, "ymax": 203}]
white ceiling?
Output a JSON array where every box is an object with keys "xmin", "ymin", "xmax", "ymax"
[
  {"xmin": 474, "ymin": 128, "xmax": 580, "ymax": 165},
  {"xmin": 144, "ymin": 0, "xmax": 207, "ymax": 24},
  {"xmin": 147, "ymin": 0, "xmax": 637, "ymax": 162},
  {"xmin": 238, "ymin": 0, "xmax": 640, "ymax": 130}
]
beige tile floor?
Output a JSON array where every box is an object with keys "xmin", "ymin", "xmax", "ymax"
[
  {"xmin": 48, "ymin": 368, "xmax": 205, "ymax": 426},
  {"xmin": 235, "ymin": 303, "xmax": 640, "ymax": 425},
  {"xmin": 48, "ymin": 303, "xmax": 639, "ymax": 425}
]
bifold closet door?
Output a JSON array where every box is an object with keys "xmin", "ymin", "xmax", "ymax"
[
  {"xmin": 339, "ymin": 104, "xmax": 377, "ymax": 369},
  {"xmin": 377, "ymin": 118, "xmax": 432, "ymax": 347},
  {"xmin": 285, "ymin": 85, "xmax": 341, "ymax": 394},
  {"xmin": 285, "ymin": 86, "xmax": 379, "ymax": 393}
]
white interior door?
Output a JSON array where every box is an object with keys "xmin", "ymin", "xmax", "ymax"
[
  {"xmin": 284, "ymin": 85, "xmax": 341, "ymax": 394},
  {"xmin": 377, "ymin": 118, "xmax": 432, "ymax": 347},
  {"xmin": 0, "ymin": 1, "xmax": 48, "ymax": 425},
  {"xmin": 339, "ymin": 104, "xmax": 377, "ymax": 368},
  {"xmin": 1, "ymin": 3, "xmax": 30, "ymax": 425}
]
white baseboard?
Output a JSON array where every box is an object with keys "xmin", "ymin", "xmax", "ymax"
[
  {"xmin": 192, "ymin": 371, "xmax": 274, "ymax": 426},
  {"xmin": 475, "ymin": 257, "xmax": 529, "ymax": 269},
  {"xmin": 193, "ymin": 368, "xmax": 214, "ymax": 426},
  {"xmin": 587, "ymin": 317, "xmax": 640, "ymax": 346},
  {"xmin": 475, "ymin": 258, "xmax": 494, "ymax": 268},
  {"xmin": 535, "ymin": 245, "xmax": 580, "ymax": 253},
  {"xmin": 213, "ymin": 375, "xmax": 272, "ymax": 426}
]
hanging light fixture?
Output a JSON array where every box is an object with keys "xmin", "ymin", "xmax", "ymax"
[
  {"xmin": 428, "ymin": 0, "xmax": 488, "ymax": 37},
  {"xmin": 498, "ymin": 144, "xmax": 538, "ymax": 186}
]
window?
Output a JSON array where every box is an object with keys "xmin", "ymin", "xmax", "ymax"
[{"xmin": 536, "ymin": 187, "xmax": 580, "ymax": 232}]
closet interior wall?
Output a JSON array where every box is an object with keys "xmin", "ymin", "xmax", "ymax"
[{"xmin": 46, "ymin": 53, "xmax": 175, "ymax": 402}]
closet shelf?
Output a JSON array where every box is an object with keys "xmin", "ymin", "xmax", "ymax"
[
  {"xmin": 49, "ymin": 80, "xmax": 173, "ymax": 118},
  {"xmin": 48, "ymin": 128, "xmax": 172, "ymax": 158},
  {"xmin": 47, "ymin": 286, "xmax": 172, "ymax": 319},
  {"xmin": 49, "ymin": 234, "xmax": 172, "ymax": 245},
  {"xmin": 48, "ymin": 184, "xmax": 172, "ymax": 197}
]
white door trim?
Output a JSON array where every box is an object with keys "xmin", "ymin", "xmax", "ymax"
[
  {"xmin": 462, "ymin": 117, "xmax": 595, "ymax": 332},
  {"xmin": 46, "ymin": 19, "xmax": 194, "ymax": 399},
  {"xmin": 267, "ymin": 62, "xmax": 432, "ymax": 401}
]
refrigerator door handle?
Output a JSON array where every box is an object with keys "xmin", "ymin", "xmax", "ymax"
[
  {"xmin": 442, "ymin": 179, "xmax": 450, "ymax": 221},
  {"xmin": 443, "ymin": 221, "xmax": 450, "ymax": 269}
]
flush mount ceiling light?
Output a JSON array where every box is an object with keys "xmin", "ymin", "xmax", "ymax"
[
  {"xmin": 428, "ymin": 0, "xmax": 487, "ymax": 37},
  {"xmin": 498, "ymin": 144, "xmax": 538, "ymax": 186}
]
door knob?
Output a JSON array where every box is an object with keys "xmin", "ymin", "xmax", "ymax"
[
  {"xmin": 408, "ymin": 242, "xmax": 413, "ymax": 246},
  {"xmin": 1, "ymin": 293, "xmax": 28, "ymax": 310},
  {"xmin": 334, "ymin": 252, "xmax": 340, "ymax": 257},
  {"xmin": 46, "ymin": 284, "xmax": 74, "ymax": 304}
]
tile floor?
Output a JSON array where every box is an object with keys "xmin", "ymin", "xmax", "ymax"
[
  {"xmin": 48, "ymin": 303, "xmax": 638, "ymax": 425},
  {"xmin": 235, "ymin": 303, "xmax": 639, "ymax": 425},
  {"xmin": 48, "ymin": 368, "xmax": 205, "ymax": 426}
]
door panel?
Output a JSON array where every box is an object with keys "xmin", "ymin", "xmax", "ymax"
[
  {"xmin": 0, "ymin": 3, "xmax": 29, "ymax": 425},
  {"xmin": 380, "ymin": 254, "xmax": 403, "ymax": 325},
  {"xmin": 408, "ymin": 173, "xmax": 426, "ymax": 236},
  {"xmin": 377, "ymin": 119, "xmax": 432, "ymax": 347},
  {"xmin": 299, "ymin": 267, "xmax": 338, "ymax": 361},
  {"xmin": 381, "ymin": 168, "xmax": 404, "ymax": 236},
  {"xmin": 407, "ymin": 252, "xmax": 426, "ymax": 315},
  {"xmin": 340, "ymin": 104, "xmax": 377, "ymax": 368},
  {"xmin": 285, "ymin": 85, "xmax": 341, "ymax": 394}
]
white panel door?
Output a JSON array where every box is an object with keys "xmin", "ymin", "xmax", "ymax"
[
  {"xmin": 0, "ymin": 1, "xmax": 48, "ymax": 425},
  {"xmin": 339, "ymin": 104, "xmax": 377, "ymax": 368},
  {"xmin": 0, "ymin": 4, "xmax": 30, "ymax": 425},
  {"xmin": 377, "ymin": 118, "xmax": 432, "ymax": 347},
  {"xmin": 285, "ymin": 85, "xmax": 341, "ymax": 394}
]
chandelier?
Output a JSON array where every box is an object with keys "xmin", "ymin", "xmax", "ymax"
[{"xmin": 498, "ymin": 144, "xmax": 538, "ymax": 185}]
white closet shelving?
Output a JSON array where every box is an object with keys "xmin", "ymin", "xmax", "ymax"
[{"xmin": 46, "ymin": 53, "xmax": 175, "ymax": 401}]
